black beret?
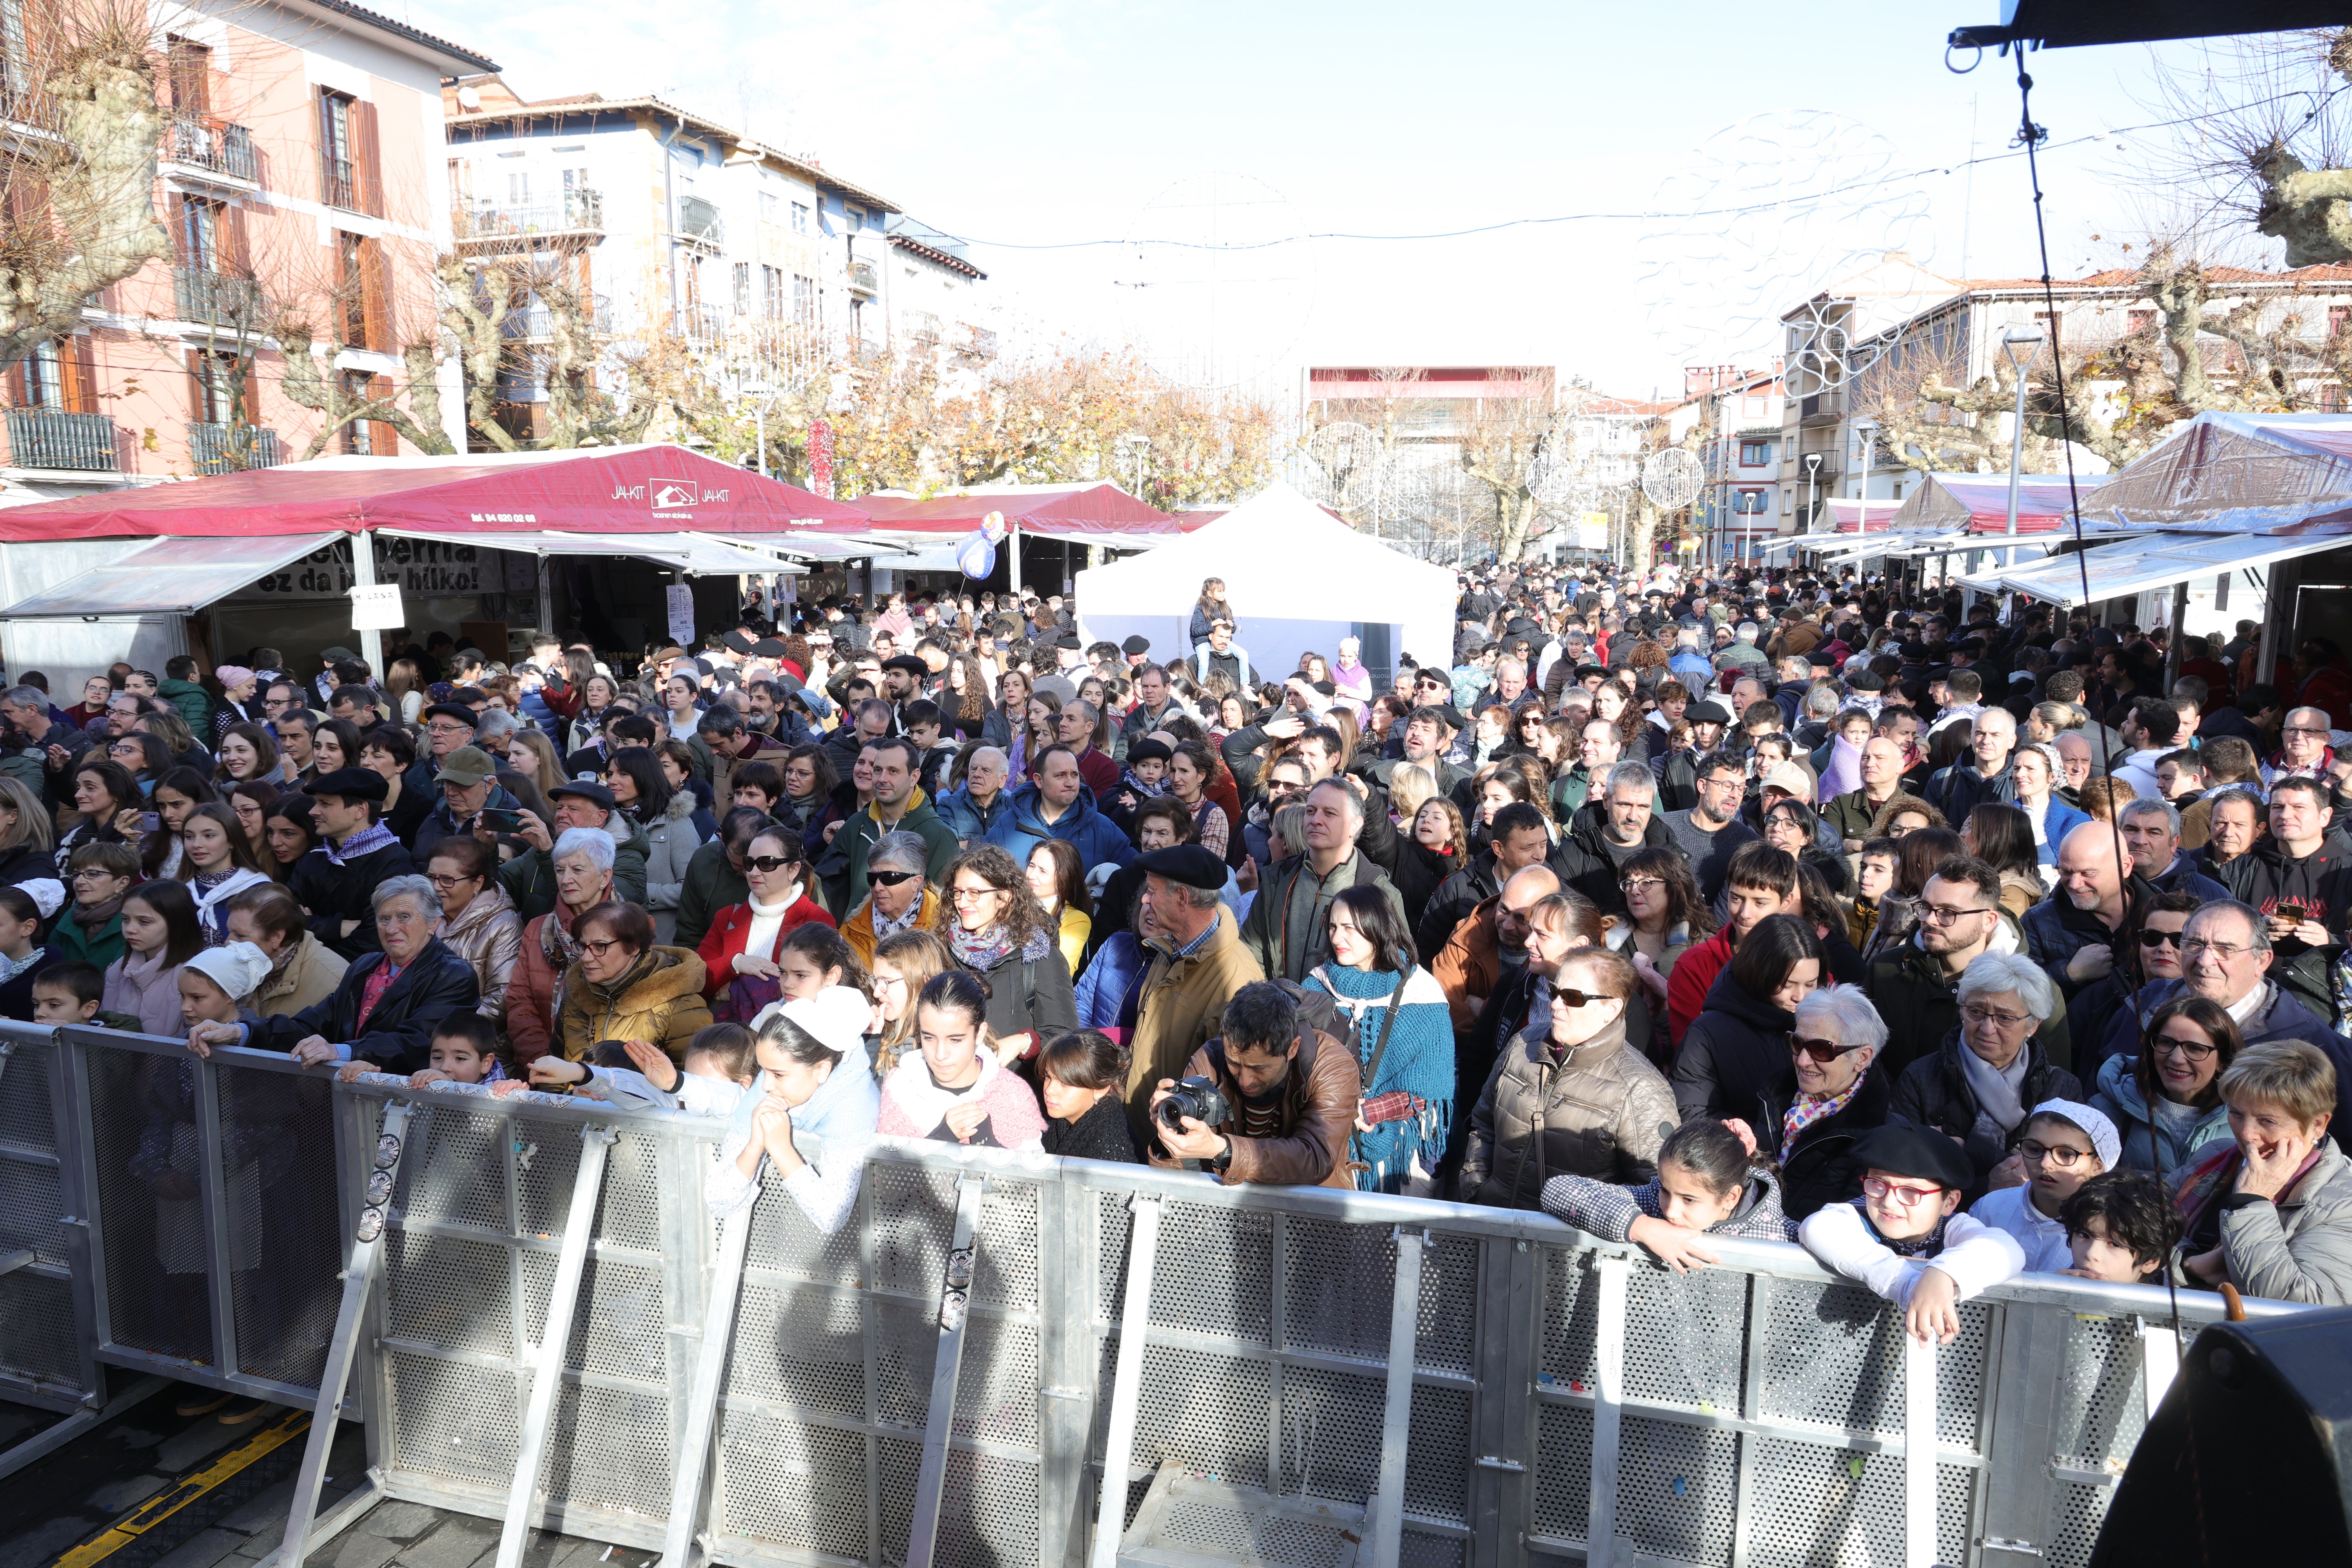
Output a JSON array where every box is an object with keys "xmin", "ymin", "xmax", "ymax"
[
  {"xmin": 1122, "ymin": 634, "xmax": 1152, "ymax": 656},
  {"xmin": 1846, "ymin": 670, "xmax": 1886, "ymax": 692},
  {"xmin": 1853, "ymin": 1122, "xmax": 1975, "ymax": 1192},
  {"xmin": 1688, "ymin": 700, "xmax": 1734, "ymax": 726},
  {"xmin": 881, "ymin": 654, "xmax": 928, "ymax": 675},
  {"xmin": 720, "ymin": 630, "xmax": 757, "ymax": 654},
  {"xmin": 1056, "ymin": 631, "xmax": 1082, "ymax": 650},
  {"xmin": 420, "ymin": 702, "xmax": 478, "ymax": 727},
  {"xmin": 304, "ymin": 767, "xmax": 387, "ymax": 804},
  {"xmin": 751, "ymin": 637, "xmax": 789, "ymax": 657},
  {"xmin": 1126, "ymin": 738, "xmax": 1173, "ymax": 765},
  {"xmin": 1136, "ymin": 844, "xmax": 1227, "ymax": 891}
]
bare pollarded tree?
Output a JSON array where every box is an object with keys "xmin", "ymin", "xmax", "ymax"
[{"xmin": 0, "ymin": 0, "xmax": 170, "ymax": 372}]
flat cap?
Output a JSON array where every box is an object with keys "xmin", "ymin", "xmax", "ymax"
[{"xmin": 1136, "ymin": 844, "xmax": 1227, "ymax": 891}]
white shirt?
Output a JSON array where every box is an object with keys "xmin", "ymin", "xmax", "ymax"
[{"xmin": 1967, "ymin": 1185, "xmax": 2074, "ymax": 1273}]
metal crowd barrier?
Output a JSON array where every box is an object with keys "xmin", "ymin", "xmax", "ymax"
[{"xmin": 0, "ymin": 1018, "xmax": 2312, "ymax": 1568}]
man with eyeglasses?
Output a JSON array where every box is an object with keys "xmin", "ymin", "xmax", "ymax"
[
  {"xmin": 1866, "ymin": 855, "xmax": 2063, "ymax": 1080},
  {"xmin": 1662, "ymin": 756, "xmax": 1758, "ymax": 906},
  {"xmin": 2217, "ymin": 777, "xmax": 2351, "ymax": 1027},
  {"xmin": 2087, "ymin": 900, "xmax": 2352, "ymax": 1136},
  {"xmin": 2270, "ymin": 704, "xmax": 2337, "ymax": 785}
]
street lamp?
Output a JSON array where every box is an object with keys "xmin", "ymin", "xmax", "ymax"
[
  {"xmin": 1803, "ymin": 452, "xmax": 1823, "ymax": 538},
  {"xmin": 2000, "ymin": 325, "xmax": 2046, "ymax": 541}
]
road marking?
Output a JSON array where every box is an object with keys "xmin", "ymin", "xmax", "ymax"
[{"xmin": 48, "ymin": 1408, "xmax": 308, "ymax": 1568}]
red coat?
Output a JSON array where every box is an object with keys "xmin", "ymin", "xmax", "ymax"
[
  {"xmin": 695, "ymin": 895, "xmax": 836, "ymax": 996},
  {"xmin": 1664, "ymin": 927, "xmax": 1736, "ymax": 1051}
]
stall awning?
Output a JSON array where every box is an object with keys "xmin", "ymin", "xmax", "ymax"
[
  {"xmin": 0, "ymin": 533, "xmax": 342, "ymax": 617},
  {"xmin": 0, "ymin": 445, "xmax": 869, "ymax": 541},
  {"xmin": 376, "ymin": 528, "xmax": 804, "ymax": 575},
  {"xmin": 700, "ymin": 531, "xmax": 917, "ymax": 563},
  {"xmin": 1957, "ymin": 529, "xmax": 2352, "ymax": 605},
  {"xmin": 844, "ymin": 483, "xmax": 1178, "ymax": 539}
]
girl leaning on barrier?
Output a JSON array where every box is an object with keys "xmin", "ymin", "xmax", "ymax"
[
  {"xmin": 1541, "ymin": 1117, "xmax": 1794, "ymax": 1272},
  {"xmin": 705, "ymin": 987, "xmax": 880, "ymax": 1235}
]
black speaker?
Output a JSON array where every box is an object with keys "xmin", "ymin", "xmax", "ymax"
[{"xmin": 2090, "ymin": 1304, "xmax": 2352, "ymax": 1566}]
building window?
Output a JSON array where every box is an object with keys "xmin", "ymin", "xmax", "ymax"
[
  {"xmin": 844, "ymin": 206, "xmax": 863, "ymax": 232},
  {"xmin": 791, "ymin": 201, "xmax": 810, "ymax": 234},
  {"xmin": 188, "ymin": 349, "xmax": 247, "ymax": 424},
  {"xmin": 1738, "ymin": 439, "xmax": 1771, "ymax": 467},
  {"xmin": 341, "ymin": 370, "xmax": 376, "ymax": 454},
  {"xmin": 793, "ymin": 274, "xmax": 814, "ymax": 324},
  {"xmin": 165, "ymin": 35, "xmax": 211, "ymax": 114},
  {"xmin": 19, "ymin": 339, "xmax": 65, "ymax": 408},
  {"xmin": 2331, "ymin": 305, "xmax": 2351, "ymax": 339},
  {"xmin": 507, "ymin": 170, "xmax": 530, "ymax": 205},
  {"xmin": 319, "ymin": 90, "xmax": 356, "ymax": 208},
  {"xmin": 177, "ymin": 195, "xmax": 225, "ymax": 271},
  {"xmin": 762, "ymin": 265, "xmax": 784, "ymax": 321},
  {"xmin": 337, "ymin": 232, "xmax": 387, "ymax": 349},
  {"xmin": 759, "ymin": 190, "xmax": 779, "ymax": 222},
  {"xmin": 849, "ymin": 296, "xmax": 865, "ymax": 341},
  {"xmin": 732, "ymin": 262, "xmax": 751, "ymax": 315},
  {"xmin": 1732, "ymin": 489, "xmax": 1769, "ymax": 515},
  {"xmin": 1781, "ymin": 489, "xmax": 1793, "ymax": 515}
]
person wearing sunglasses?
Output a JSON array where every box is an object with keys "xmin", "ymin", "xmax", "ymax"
[
  {"xmin": 1797, "ymin": 1121, "xmax": 2025, "ymax": 1345},
  {"xmin": 698, "ymin": 824, "xmax": 838, "ymax": 1011},
  {"xmin": 837, "ymin": 831, "xmax": 942, "ymax": 969},
  {"xmin": 1459, "ymin": 947, "xmax": 1676, "ymax": 1210}
]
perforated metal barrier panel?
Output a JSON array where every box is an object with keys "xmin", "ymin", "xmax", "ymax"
[{"xmin": 0, "ymin": 1024, "xmax": 2314, "ymax": 1568}]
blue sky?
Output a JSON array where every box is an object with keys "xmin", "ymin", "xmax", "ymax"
[{"xmin": 397, "ymin": 0, "xmax": 2277, "ymax": 398}]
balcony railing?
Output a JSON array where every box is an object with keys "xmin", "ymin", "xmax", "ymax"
[
  {"xmin": 455, "ymin": 190, "xmax": 605, "ymax": 243},
  {"xmin": 906, "ymin": 309, "xmax": 940, "ymax": 347},
  {"xmin": 959, "ymin": 327, "xmax": 998, "ymax": 362},
  {"xmin": 677, "ymin": 196, "xmax": 724, "ymax": 247},
  {"xmin": 503, "ymin": 295, "xmax": 615, "ymax": 340},
  {"xmin": 187, "ymin": 422, "xmax": 281, "ymax": 475},
  {"xmin": 5, "ymin": 408, "xmax": 118, "ymax": 471},
  {"xmin": 173, "ymin": 266, "xmax": 264, "ymax": 327},
  {"xmin": 320, "ymin": 154, "xmax": 359, "ymax": 213},
  {"xmin": 164, "ymin": 116, "xmax": 258, "ymax": 182},
  {"xmin": 846, "ymin": 258, "xmax": 879, "ymax": 295},
  {"xmin": 673, "ymin": 305, "xmax": 730, "ymax": 344}
]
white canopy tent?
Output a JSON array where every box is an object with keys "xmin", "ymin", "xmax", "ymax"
[{"xmin": 1073, "ymin": 483, "xmax": 1457, "ymax": 682}]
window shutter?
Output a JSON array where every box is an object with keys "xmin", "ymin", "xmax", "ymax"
[
  {"xmin": 359, "ymin": 238, "xmax": 389, "ymax": 350},
  {"xmin": 185, "ymin": 348, "xmax": 207, "ymax": 421},
  {"xmin": 368, "ymin": 373, "xmax": 396, "ymax": 455},
  {"xmin": 4, "ymin": 360, "xmax": 25, "ymax": 407},
  {"xmin": 64, "ymin": 334, "xmax": 98, "ymax": 414},
  {"xmin": 224, "ymin": 201, "xmax": 250, "ymax": 276},
  {"xmin": 353, "ymin": 99, "xmax": 383, "ymax": 217},
  {"xmin": 166, "ymin": 191, "xmax": 187, "ymax": 267},
  {"xmin": 316, "ymin": 88, "xmax": 336, "ymax": 204}
]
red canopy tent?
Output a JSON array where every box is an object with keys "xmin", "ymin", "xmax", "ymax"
[
  {"xmin": 839, "ymin": 483, "xmax": 1176, "ymax": 541},
  {"xmin": 0, "ymin": 444, "xmax": 868, "ymax": 541}
]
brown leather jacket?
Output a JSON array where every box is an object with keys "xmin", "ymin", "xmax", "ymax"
[
  {"xmin": 1431, "ymin": 897, "xmax": 1501, "ymax": 1033},
  {"xmin": 1149, "ymin": 1025, "xmax": 1362, "ymax": 1189}
]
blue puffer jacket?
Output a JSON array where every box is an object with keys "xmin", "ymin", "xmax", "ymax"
[
  {"xmin": 1074, "ymin": 930, "xmax": 1151, "ymax": 1031},
  {"xmin": 935, "ymin": 784, "xmax": 1014, "ymax": 846},
  {"xmin": 984, "ymin": 783, "xmax": 1136, "ymax": 873}
]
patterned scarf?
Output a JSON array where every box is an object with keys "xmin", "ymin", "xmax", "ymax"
[
  {"xmin": 325, "ymin": 822, "xmax": 398, "ymax": 865},
  {"xmin": 946, "ymin": 919, "xmax": 1047, "ymax": 974},
  {"xmin": 1783, "ymin": 1066, "xmax": 1867, "ymax": 1149}
]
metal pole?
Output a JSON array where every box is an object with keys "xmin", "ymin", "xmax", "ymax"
[
  {"xmin": 348, "ymin": 532, "xmax": 383, "ymax": 683},
  {"xmin": 1369, "ymin": 1227, "xmax": 1429, "ymax": 1568},
  {"xmin": 2004, "ymin": 367, "xmax": 2029, "ymax": 541},
  {"xmin": 1090, "ymin": 1195, "xmax": 1162, "ymax": 1568},
  {"xmin": 1008, "ymin": 521, "xmax": 1023, "ymax": 599},
  {"xmin": 276, "ymin": 1098, "xmax": 416, "ymax": 1568},
  {"xmin": 493, "ymin": 1123, "xmax": 618, "ymax": 1568},
  {"xmin": 1903, "ymin": 1333, "xmax": 1939, "ymax": 1568},
  {"xmin": 1586, "ymin": 1254, "xmax": 1631, "ymax": 1568},
  {"xmin": 907, "ymin": 1174, "xmax": 988, "ymax": 1568},
  {"xmin": 658, "ymin": 1207, "xmax": 753, "ymax": 1568}
]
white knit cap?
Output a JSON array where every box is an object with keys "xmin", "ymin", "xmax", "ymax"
[
  {"xmin": 774, "ymin": 984, "xmax": 870, "ymax": 1056},
  {"xmin": 2030, "ymin": 1098, "xmax": 2121, "ymax": 1172},
  {"xmin": 183, "ymin": 941, "xmax": 274, "ymax": 1005}
]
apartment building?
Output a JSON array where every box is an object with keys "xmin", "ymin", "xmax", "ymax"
[
  {"xmin": 1, "ymin": 0, "xmax": 492, "ymax": 505},
  {"xmin": 441, "ymin": 77, "xmax": 993, "ymax": 439},
  {"xmin": 1775, "ymin": 252, "xmax": 2352, "ymax": 530},
  {"xmin": 1673, "ymin": 363, "xmax": 1785, "ymax": 561}
]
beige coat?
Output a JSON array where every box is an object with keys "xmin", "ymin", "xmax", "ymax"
[
  {"xmin": 1124, "ymin": 905, "xmax": 1264, "ymax": 1133},
  {"xmin": 1460, "ymin": 1018, "xmax": 1677, "ymax": 1209},
  {"xmin": 250, "ymin": 932, "xmax": 348, "ymax": 1018}
]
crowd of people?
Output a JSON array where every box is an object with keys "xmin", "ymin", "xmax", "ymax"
[{"xmin": 7, "ymin": 557, "xmax": 2351, "ymax": 1398}]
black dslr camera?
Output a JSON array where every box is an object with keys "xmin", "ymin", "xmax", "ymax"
[{"xmin": 1156, "ymin": 1076, "xmax": 1230, "ymax": 1134}]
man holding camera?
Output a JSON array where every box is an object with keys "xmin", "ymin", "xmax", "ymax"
[{"xmin": 1148, "ymin": 981, "xmax": 1361, "ymax": 1189}]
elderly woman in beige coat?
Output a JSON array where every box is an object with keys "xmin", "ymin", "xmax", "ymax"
[
  {"xmin": 221, "ymin": 884, "xmax": 348, "ymax": 1018},
  {"xmin": 425, "ymin": 835, "xmax": 524, "ymax": 1021}
]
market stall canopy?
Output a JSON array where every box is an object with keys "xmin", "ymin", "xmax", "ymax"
[
  {"xmin": 0, "ymin": 532, "xmax": 343, "ymax": 617},
  {"xmin": 843, "ymin": 482, "xmax": 1178, "ymax": 543},
  {"xmin": 1835, "ymin": 474, "xmax": 2112, "ymax": 535},
  {"xmin": 0, "ymin": 444, "xmax": 870, "ymax": 542},
  {"xmin": 373, "ymin": 528, "xmax": 806, "ymax": 576},
  {"xmin": 1956, "ymin": 513, "xmax": 2352, "ymax": 605},
  {"xmin": 1073, "ymin": 481, "xmax": 1454, "ymax": 679},
  {"xmin": 2090, "ymin": 412, "xmax": 2352, "ymax": 526}
]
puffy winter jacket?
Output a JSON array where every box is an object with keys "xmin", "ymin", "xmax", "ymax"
[
  {"xmin": 632, "ymin": 793, "xmax": 707, "ymax": 944},
  {"xmin": 1670, "ymin": 964, "xmax": 1798, "ymax": 1125},
  {"xmin": 1460, "ymin": 1017, "xmax": 1677, "ymax": 1210},
  {"xmin": 434, "ymin": 883, "xmax": 524, "ymax": 1021},
  {"xmin": 2090, "ymin": 1051, "xmax": 2232, "ymax": 1177},
  {"xmin": 551, "ymin": 944, "xmax": 714, "ymax": 1062},
  {"xmin": 984, "ymin": 783, "xmax": 1136, "ymax": 874}
]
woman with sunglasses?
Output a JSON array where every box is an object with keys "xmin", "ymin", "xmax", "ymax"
[
  {"xmin": 1749, "ymin": 983, "xmax": 1896, "ymax": 1220},
  {"xmin": 698, "ymin": 824, "xmax": 835, "ymax": 1023},
  {"xmin": 2091, "ymin": 993, "xmax": 2242, "ymax": 1174}
]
